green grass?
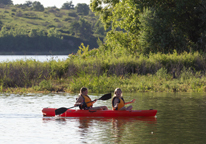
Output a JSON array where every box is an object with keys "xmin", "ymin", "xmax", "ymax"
[
  {"xmin": 0, "ymin": 6, "xmax": 104, "ymax": 54},
  {"xmin": 0, "ymin": 51, "xmax": 205, "ymax": 93},
  {"xmin": 0, "ymin": 7, "xmax": 98, "ymax": 35}
]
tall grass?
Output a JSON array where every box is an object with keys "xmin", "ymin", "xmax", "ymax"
[{"xmin": 0, "ymin": 51, "xmax": 205, "ymax": 93}]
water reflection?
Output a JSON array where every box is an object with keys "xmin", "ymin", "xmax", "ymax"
[
  {"xmin": 42, "ymin": 116, "xmax": 156, "ymax": 143},
  {"xmin": 2, "ymin": 93, "xmax": 206, "ymax": 143}
]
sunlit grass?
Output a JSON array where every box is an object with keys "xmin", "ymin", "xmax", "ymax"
[{"xmin": 0, "ymin": 50, "xmax": 206, "ymax": 93}]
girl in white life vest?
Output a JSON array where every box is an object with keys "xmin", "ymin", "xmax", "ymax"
[
  {"xmin": 74, "ymin": 87, "xmax": 108, "ymax": 110},
  {"xmin": 112, "ymin": 88, "xmax": 135, "ymax": 110}
]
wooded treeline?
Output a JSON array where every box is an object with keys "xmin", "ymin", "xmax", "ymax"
[
  {"xmin": 0, "ymin": 0, "xmax": 106, "ymax": 54},
  {"xmin": 90, "ymin": 0, "xmax": 206, "ymax": 55}
]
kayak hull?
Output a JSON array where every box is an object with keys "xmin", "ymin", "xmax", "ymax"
[{"xmin": 42, "ymin": 108, "xmax": 157, "ymax": 117}]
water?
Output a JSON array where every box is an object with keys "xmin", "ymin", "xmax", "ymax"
[
  {"xmin": 0, "ymin": 92, "xmax": 206, "ymax": 144},
  {"xmin": 0, "ymin": 55, "xmax": 68, "ymax": 62}
]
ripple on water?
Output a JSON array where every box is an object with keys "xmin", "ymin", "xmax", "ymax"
[{"xmin": 1, "ymin": 93, "xmax": 206, "ymax": 143}]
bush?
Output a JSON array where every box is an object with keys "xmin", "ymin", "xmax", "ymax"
[
  {"xmin": 54, "ymin": 12, "xmax": 63, "ymax": 17},
  {"xmin": 4, "ymin": 10, "xmax": 9, "ymax": 13},
  {"xmin": 68, "ymin": 12, "xmax": 77, "ymax": 17},
  {"xmin": 39, "ymin": 80, "xmax": 52, "ymax": 90},
  {"xmin": 63, "ymin": 17, "xmax": 72, "ymax": 21},
  {"xmin": 32, "ymin": 1, "xmax": 44, "ymax": 12},
  {"xmin": 156, "ymin": 67, "xmax": 168, "ymax": 80},
  {"xmin": 11, "ymin": 9, "xmax": 16, "ymax": 12},
  {"xmin": 54, "ymin": 18, "xmax": 60, "ymax": 22}
]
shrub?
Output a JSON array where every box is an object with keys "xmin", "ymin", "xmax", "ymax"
[
  {"xmin": 68, "ymin": 12, "xmax": 77, "ymax": 17},
  {"xmin": 63, "ymin": 17, "xmax": 72, "ymax": 21},
  {"xmin": 54, "ymin": 18, "xmax": 60, "ymax": 22},
  {"xmin": 156, "ymin": 67, "xmax": 168, "ymax": 80},
  {"xmin": 12, "ymin": 9, "xmax": 16, "ymax": 12},
  {"xmin": 4, "ymin": 10, "xmax": 9, "ymax": 13},
  {"xmin": 39, "ymin": 80, "xmax": 52, "ymax": 90}
]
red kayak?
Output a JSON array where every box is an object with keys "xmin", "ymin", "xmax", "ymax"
[{"xmin": 42, "ymin": 108, "xmax": 157, "ymax": 117}]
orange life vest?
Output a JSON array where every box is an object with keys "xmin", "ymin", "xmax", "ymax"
[
  {"xmin": 112, "ymin": 96, "xmax": 125, "ymax": 110},
  {"xmin": 79, "ymin": 95, "xmax": 92, "ymax": 109}
]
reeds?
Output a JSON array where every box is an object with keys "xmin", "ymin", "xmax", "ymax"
[{"xmin": 0, "ymin": 51, "xmax": 206, "ymax": 93}]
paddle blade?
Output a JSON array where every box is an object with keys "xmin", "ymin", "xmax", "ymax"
[
  {"xmin": 98, "ymin": 93, "xmax": 111, "ymax": 100},
  {"xmin": 55, "ymin": 107, "xmax": 68, "ymax": 115}
]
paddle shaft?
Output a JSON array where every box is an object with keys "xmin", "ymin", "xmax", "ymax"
[{"xmin": 55, "ymin": 93, "xmax": 111, "ymax": 115}]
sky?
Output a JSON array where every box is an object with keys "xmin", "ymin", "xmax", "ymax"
[{"xmin": 12, "ymin": 0, "xmax": 91, "ymax": 8}]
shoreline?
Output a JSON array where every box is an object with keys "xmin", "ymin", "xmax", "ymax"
[
  {"xmin": 1, "ymin": 75, "xmax": 205, "ymax": 93},
  {"xmin": 0, "ymin": 52, "xmax": 205, "ymax": 94}
]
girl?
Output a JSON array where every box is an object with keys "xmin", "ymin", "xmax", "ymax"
[
  {"xmin": 112, "ymin": 88, "xmax": 135, "ymax": 111},
  {"xmin": 74, "ymin": 87, "xmax": 108, "ymax": 110}
]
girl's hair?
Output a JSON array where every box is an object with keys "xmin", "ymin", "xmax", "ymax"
[
  {"xmin": 114, "ymin": 88, "xmax": 122, "ymax": 96},
  {"xmin": 79, "ymin": 87, "xmax": 88, "ymax": 95}
]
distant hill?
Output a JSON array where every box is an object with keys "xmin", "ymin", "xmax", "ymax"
[{"xmin": 0, "ymin": 2, "xmax": 106, "ymax": 55}]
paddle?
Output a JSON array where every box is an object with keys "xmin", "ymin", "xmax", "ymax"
[{"xmin": 55, "ymin": 93, "xmax": 111, "ymax": 115}]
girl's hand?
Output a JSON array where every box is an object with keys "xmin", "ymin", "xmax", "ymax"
[
  {"xmin": 93, "ymin": 99, "xmax": 97, "ymax": 103},
  {"xmin": 131, "ymin": 99, "xmax": 135, "ymax": 103},
  {"xmin": 74, "ymin": 103, "xmax": 81, "ymax": 106}
]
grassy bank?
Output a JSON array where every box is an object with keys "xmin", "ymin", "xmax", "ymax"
[
  {"xmin": 0, "ymin": 51, "xmax": 206, "ymax": 93},
  {"xmin": 1, "ymin": 73, "xmax": 206, "ymax": 93}
]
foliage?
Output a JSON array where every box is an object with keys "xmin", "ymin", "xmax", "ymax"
[
  {"xmin": 76, "ymin": 3, "xmax": 90, "ymax": 15},
  {"xmin": 24, "ymin": 1, "xmax": 32, "ymax": 7},
  {"xmin": 32, "ymin": 1, "xmax": 44, "ymax": 11},
  {"xmin": 61, "ymin": 1, "xmax": 74, "ymax": 10},
  {"xmin": 0, "ymin": 4, "xmax": 105, "ymax": 54},
  {"xmin": 0, "ymin": 0, "xmax": 13, "ymax": 5},
  {"xmin": 70, "ymin": 18, "xmax": 93, "ymax": 39},
  {"xmin": 68, "ymin": 12, "xmax": 77, "ymax": 17},
  {"xmin": 94, "ymin": 20, "xmax": 105, "ymax": 36},
  {"xmin": 90, "ymin": 0, "xmax": 206, "ymax": 54},
  {"xmin": 38, "ymin": 80, "xmax": 52, "ymax": 90},
  {"xmin": 0, "ymin": 51, "xmax": 206, "ymax": 93},
  {"xmin": 77, "ymin": 43, "xmax": 89, "ymax": 58}
]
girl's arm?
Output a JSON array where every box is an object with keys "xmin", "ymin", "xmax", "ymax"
[
  {"xmin": 74, "ymin": 96, "xmax": 83, "ymax": 106},
  {"xmin": 125, "ymin": 99, "xmax": 135, "ymax": 105},
  {"xmin": 74, "ymin": 97, "xmax": 97, "ymax": 106},
  {"xmin": 113, "ymin": 98, "xmax": 120, "ymax": 109}
]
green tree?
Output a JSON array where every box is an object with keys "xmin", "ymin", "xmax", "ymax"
[
  {"xmin": 70, "ymin": 18, "xmax": 92, "ymax": 39},
  {"xmin": 32, "ymin": 1, "xmax": 44, "ymax": 11},
  {"xmin": 61, "ymin": 1, "xmax": 74, "ymax": 10},
  {"xmin": 24, "ymin": 1, "xmax": 32, "ymax": 7},
  {"xmin": 70, "ymin": 21, "xmax": 80, "ymax": 36},
  {"xmin": 76, "ymin": 3, "xmax": 90, "ymax": 15},
  {"xmin": 90, "ymin": 0, "xmax": 206, "ymax": 54},
  {"xmin": 0, "ymin": 0, "xmax": 13, "ymax": 5},
  {"xmin": 47, "ymin": 28, "xmax": 61, "ymax": 38},
  {"xmin": 28, "ymin": 29, "xmax": 39, "ymax": 37},
  {"xmin": 0, "ymin": 20, "xmax": 3, "ymax": 29},
  {"xmin": 94, "ymin": 20, "xmax": 105, "ymax": 36}
]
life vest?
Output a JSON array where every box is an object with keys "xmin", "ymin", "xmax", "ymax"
[
  {"xmin": 112, "ymin": 96, "xmax": 125, "ymax": 110},
  {"xmin": 79, "ymin": 95, "xmax": 93, "ymax": 110}
]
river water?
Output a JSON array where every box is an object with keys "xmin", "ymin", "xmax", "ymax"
[
  {"xmin": 0, "ymin": 92, "xmax": 206, "ymax": 144},
  {"xmin": 0, "ymin": 55, "xmax": 68, "ymax": 62}
]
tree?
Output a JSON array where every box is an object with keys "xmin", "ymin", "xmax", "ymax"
[
  {"xmin": 32, "ymin": 1, "xmax": 44, "ymax": 11},
  {"xmin": 70, "ymin": 18, "xmax": 92, "ymax": 39},
  {"xmin": 0, "ymin": 0, "xmax": 13, "ymax": 5},
  {"xmin": 70, "ymin": 21, "xmax": 80, "ymax": 36},
  {"xmin": 76, "ymin": 3, "xmax": 90, "ymax": 15},
  {"xmin": 94, "ymin": 20, "xmax": 105, "ymax": 36},
  {"xmin": 24, "ymin": 1, "xmax": 32, "ymax": 7},
  {"xmin": 61, "ymin": 1, "xmax": 74, "ymax": 10},
  {"xmin": 0, "ymin": 20, "xmax": 3, "ymax": 30},
  {"xmin": 90, "ymin": 0, "xmax": 206, "ymax": 54}
]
